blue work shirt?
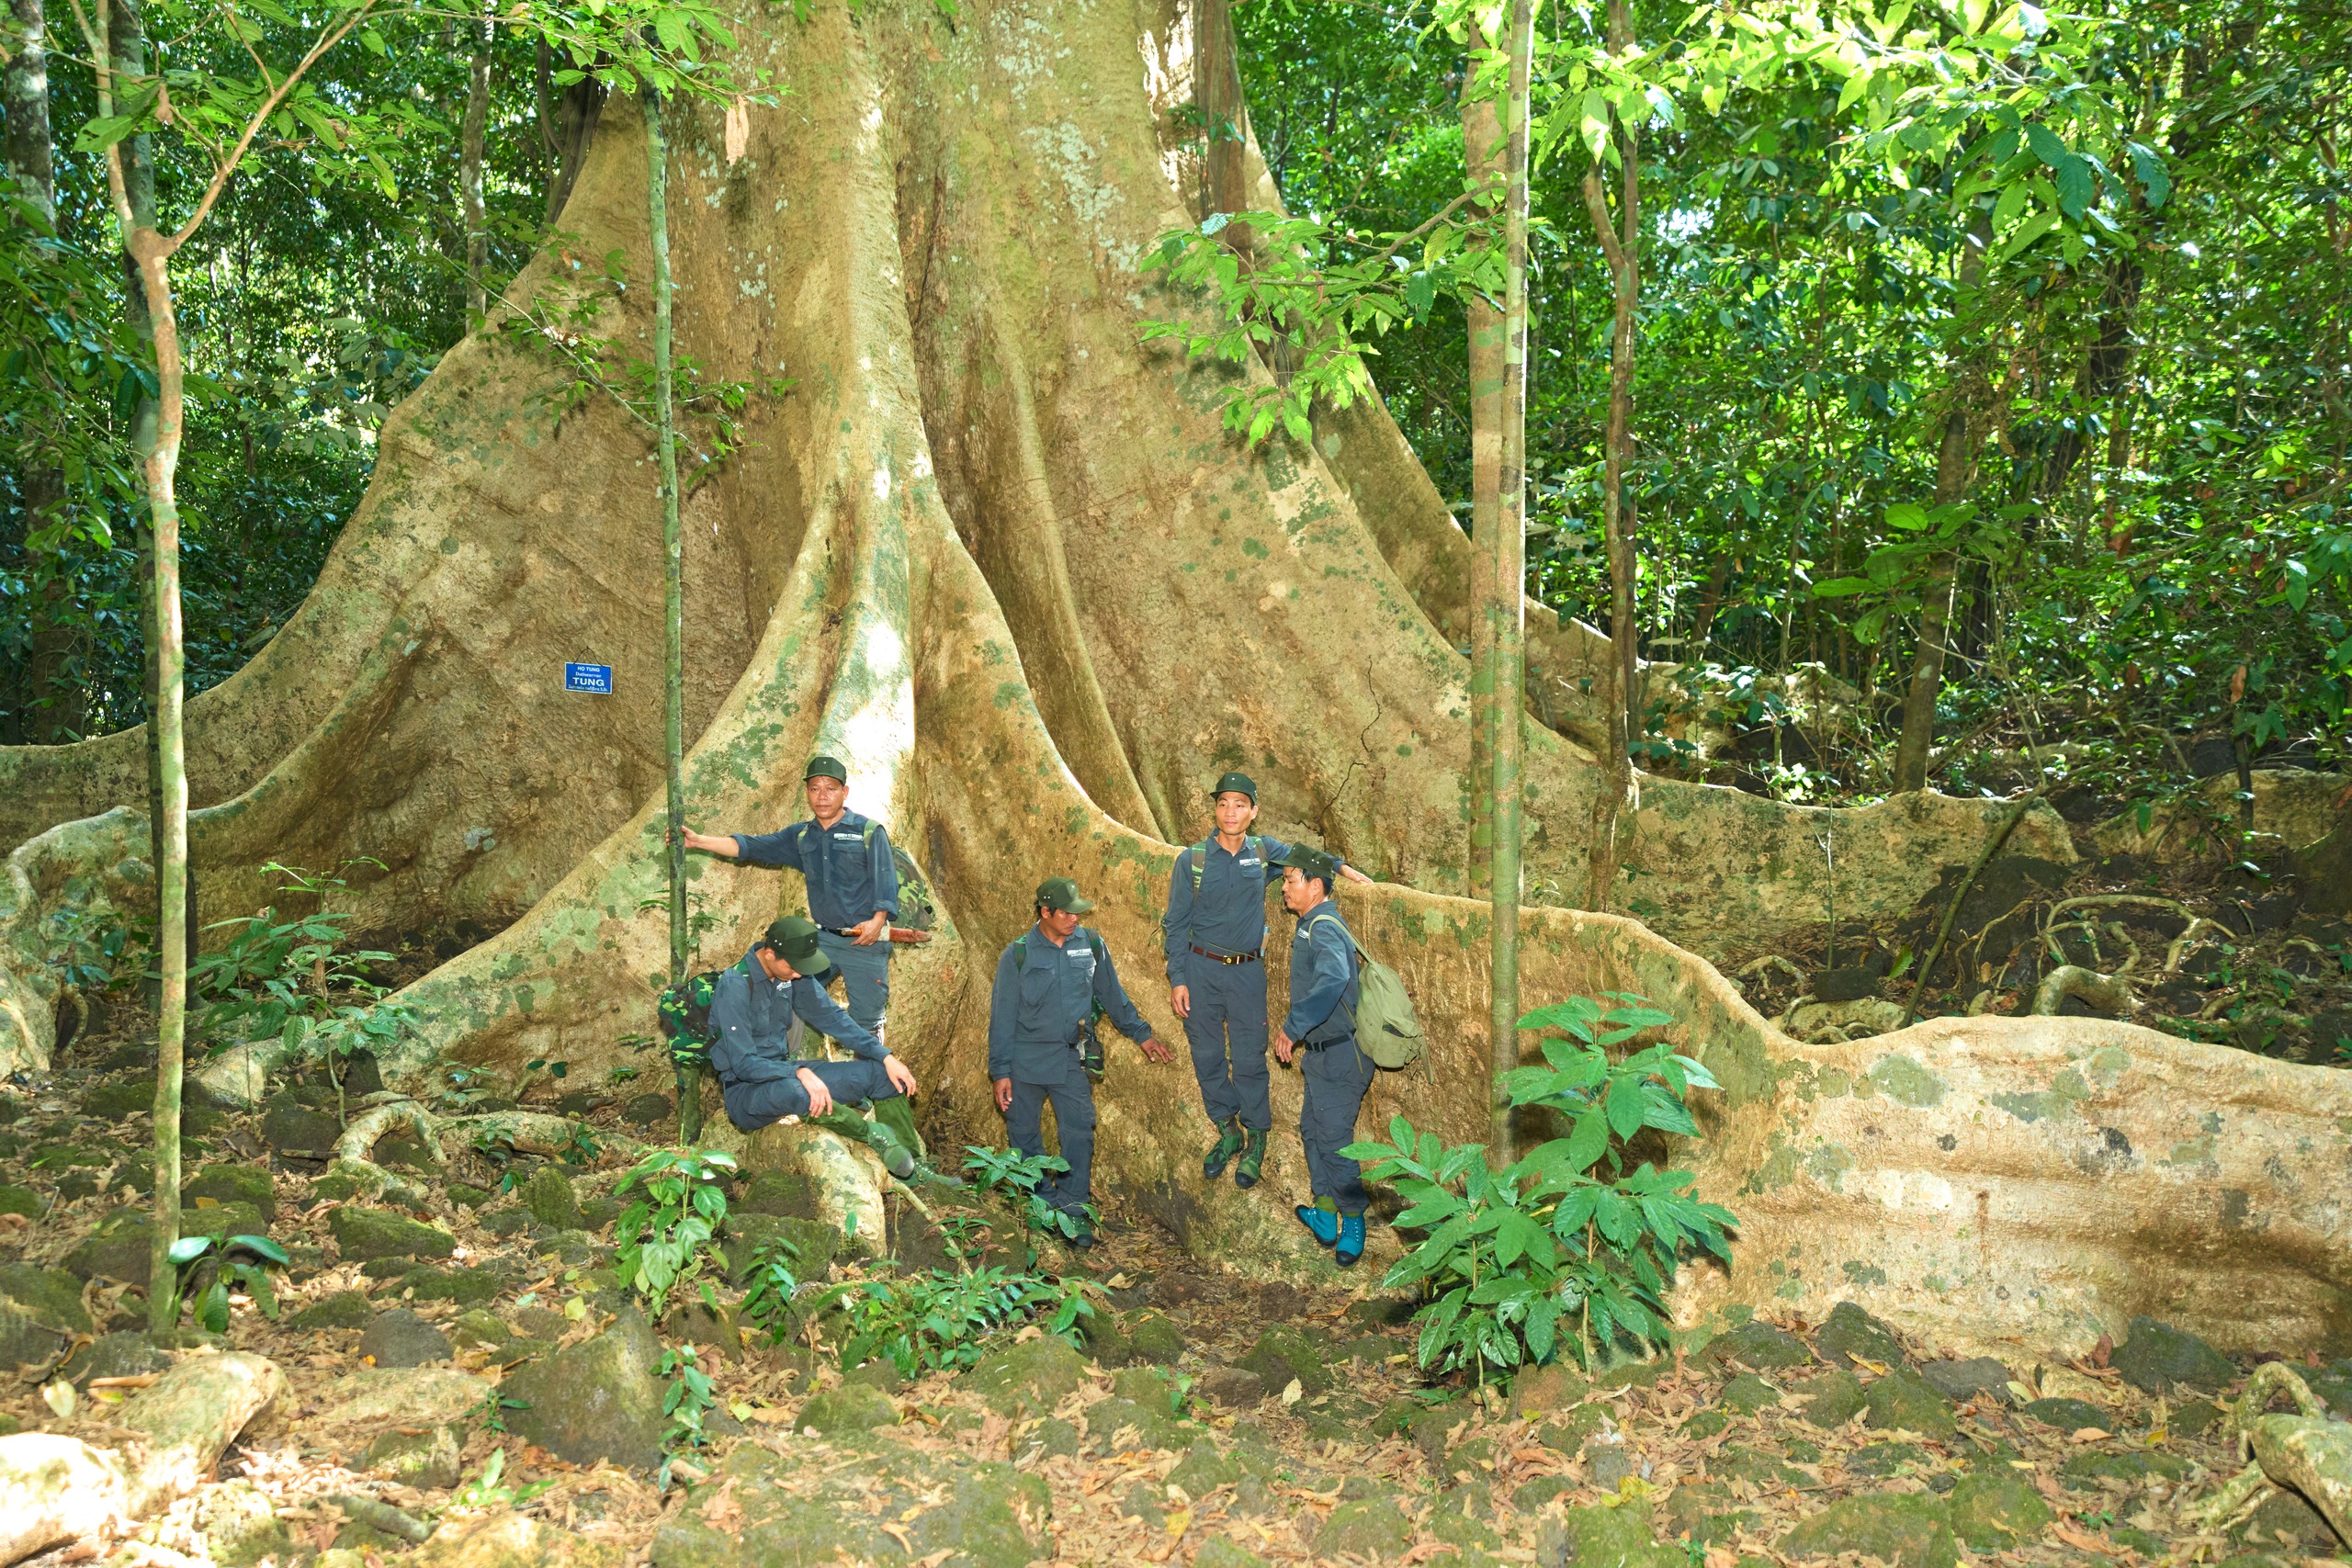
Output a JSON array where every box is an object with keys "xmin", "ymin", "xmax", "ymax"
[
  {"xmin": 988, "ymin": 925, "xmax": 1153, "ymax": 1083},
  {"xmin": 707, "ymin": 946, "xmax": 888, "ymax": 1094},
  {"xmin": 1161, "ymin": 833, "xmax": 1335, "ymax": 985},
  {"xmin": 731, "ymin": 810, "xmax": 900, "ymax": 931},
  {"xmin": 1283, "ymin": 901, "xmax": 1361, "ymax": 1045}
]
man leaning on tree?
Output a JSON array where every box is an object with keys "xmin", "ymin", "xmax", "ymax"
[
  {"xmin": 683, "ymin": 753, "xmax": 900, "ymax": 1049},
  {"xmin": 1161, "ymin": 772, "xmax": 1370, "ymax": 1191}
]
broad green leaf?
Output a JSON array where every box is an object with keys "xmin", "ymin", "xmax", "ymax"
[{"xmin": 167, "ymin": 1235, "xmax": 214, "ymax": 1264}]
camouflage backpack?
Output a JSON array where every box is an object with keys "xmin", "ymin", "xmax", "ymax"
[{"xmin": 656, "ymin": 969, "xmax": 725, "ymax": 1067}]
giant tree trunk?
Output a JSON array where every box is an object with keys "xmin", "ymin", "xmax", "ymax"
[{"xmin": 2, "ymin": 0, "xmax": 2342, "ymax": 1358}]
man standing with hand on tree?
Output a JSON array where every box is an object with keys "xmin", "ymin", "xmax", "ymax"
[
  {"xmin": 989, "ymin": 877, "xmax": 1175, "ymax": 1247},
  {"xmin": 683, "ymin": 755, "xmax": 900, "ymax": 1052},
  {"xmin": 1273, "ymin": 843, "xmax": 1374, "ymax": 1268},
  {"xmin": 1162, "ymin": 773, "xmax": 1372, "ymax": 1190}
]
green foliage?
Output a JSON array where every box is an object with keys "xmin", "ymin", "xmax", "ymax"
[
  {"xmin": 1343, "ymin": 993, "xmax": 1734, "ymax": 1378},
  {"xmin": 41, "ymin": 907, "xmax": 143, "ymax": 996},
  {"xmin": 738, "ymin": 1231, "xmax": 804, "ymax": 1342},
  {"xmin": 658, "ymin": 1343, "xmax": 717, "ymax": 1458},
  {"xmin": 164, "ymin": 1231, "xmax": 289, "ymax": 1332},
  {"xmin": 613, "ymin": 1146, "xmax": 735, "ymax": 1319},
  {"xmin": 810, "ymin": 1265, "xmax": 1100, "ymax": 1379},
  {"xmin": 962, "ymin": 1145, "xmax": 1091, "ymax": 1243},
  {"xmin": 454, "ymin": 1444, "xmax": 556, "ymax": 1510}
]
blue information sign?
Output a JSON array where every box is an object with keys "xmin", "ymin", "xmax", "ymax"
[{"xmin": 564, "ymin": 662, "xmax": 614, "ymax": 694}]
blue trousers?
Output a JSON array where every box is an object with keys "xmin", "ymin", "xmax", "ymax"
[
  {"xmin": 720, "ymin": 1056, "xmax": 900, "ymax": 1133},
  {"xmin": 814, "ymin": 931, "xmax": 892, "ymax": 1036},
  {"xmin": 1182, "ymin": 957, "xmax": 1271, "ymax": 1131},
  {"xmin": 1299, "ymin": 1035, "xmax": 1374, "ymax": 1215},
  {"xmin": 1004, "ymin": 1056, "xmax": 1096, "ymax": 1213}
]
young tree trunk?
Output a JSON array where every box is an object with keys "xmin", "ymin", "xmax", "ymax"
[
  {"xmin": 1892, "ymin": 215, "xmax": 1990, "ymax": 795},
  {"xmin": 1194, "ymin": 0, "xmax": 1247, "ymax": 233},
  {"xmin": 1461, "ymin": 46, "xmax": 1505, "ymax": 900},
  {"xmin": 459, "ymin": 6, "xmax": 491, "ymax": 321},
  {"xmin": 1579, "ymin": 0, "xmax": 1639, "ymax": 913},
  {"xmin": 642, "ymin": 86, "xmax": 700, "ymax": 1144},
  {"xmin": 1483, "ymin": 0, "xmax": 1533, "ymax": 1161},
  {"xmin": 540, "ymin": 61, "xmax": 606, "ymax": 226}
]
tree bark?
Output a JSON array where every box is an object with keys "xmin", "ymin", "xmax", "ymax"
[
  {"xmin": 643, "ymin": 85, "xmax": 700, "ymax": 1143},
  {"xmin": 1892, "ymin": 211, "xmax": 1990, "ymax": 795},
  {"xmin": 1194, "ymin": 0, "xmax": 1248, "ymax": 237},
  {"xmin": 539, "ymin": 55, "xmax": 605, "ymax": 226},
  {"xmin": 1578, "ymin": 0, "xmax": 1639, "ymax": 913},
  {"xmin": 5, "ymin": 0, "xmax": 79, "ymax": 746},
  {"xmin": 459, "ymin": 5, "xmax": 491, "ymax": 321}
]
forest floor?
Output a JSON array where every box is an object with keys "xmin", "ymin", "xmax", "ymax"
[{"xmin": 3, "ymin": 1010, "xmax": 2349, "ymax": 1568}]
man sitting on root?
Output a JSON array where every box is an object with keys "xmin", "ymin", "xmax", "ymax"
[{"xmin": 708, "ymin": 915, "xmax": 958, "ymax": 1187}]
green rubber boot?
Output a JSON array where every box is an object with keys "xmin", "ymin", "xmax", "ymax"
[
  {"xmin": 1233, "ymin": 1126, "xmax": 1268, "ymax": 1189},
  {"xmin": 1203, "ymin": 1117, "xmax": 1245, "ymax": 1180},
  {"xmin": 869, "ymin": 1094, "xmax": 928, "ymax": 1162},
  {"xmin": 809, "ymin": 1107, "xmax": 918, "ymax": 1181}
]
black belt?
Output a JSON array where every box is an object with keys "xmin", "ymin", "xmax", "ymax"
[
  {"xmin": 1299, "ymin": 1032, "xmax": 1357, "ymax": 1052},
  {"xmin": 1190, "ymin": 944, "xmax": 1261, "ymax": 964}
]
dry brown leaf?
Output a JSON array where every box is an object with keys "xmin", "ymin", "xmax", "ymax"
[
  {"xmin": 878, "ymin": 1522, "xmax": 915, "ymax": 1552},
  {"xmin": 2070, "ymin": 1427, "xmax": 2113, "ymax": 1442},
  {"xmin": 697, "ymin": 1477, "xmax": 744, "ymax": 1538},
  {"xmin": 2052, "ymin": 1522, "xmax": 2116, "ymax": 1553}
]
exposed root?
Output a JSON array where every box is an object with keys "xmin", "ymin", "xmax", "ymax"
[
  {"xmin": 2198, "ymin": 1363, "xmax": 2352, "ymax": 1544},
  {"xmin": 1734, "ymin": 955, "xmax": 1807, "ymax": 987},
  {"xmin": 2165, "ymin": 917, "xmax": 2231, "ymax": 976},
  {"xmin": 332, "ymin": 1100, "xmax": 641, "ymax": 1169},
  {"xmin": 2031, "ymin": 965, "xmax": 2138, "ymax": 1018},
  {"xmin": 2043, "ymin": 919, "xmax": 2142, "ymax": 977}
]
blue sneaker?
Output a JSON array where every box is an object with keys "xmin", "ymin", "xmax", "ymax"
[
  {"xmin": 1336, "ymin": 1213, "xmax": 1365, "ymax": 1267},
  {"xmin": 1294, "ymin": 1202, "xmax": 1338, "ymax": 1247}
]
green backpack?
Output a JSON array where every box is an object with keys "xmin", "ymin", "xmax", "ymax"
[
  {"xmin": 1188, "ymin": 836, "xmax": 1263, "ymax": 892},
  {"xmin": 655, "ymin": 968, "xmax": 724, "ymax": 1068},
  {"xmin": 1307, "ymin": 913, "xmax": 1430, "ymax": 1078}
]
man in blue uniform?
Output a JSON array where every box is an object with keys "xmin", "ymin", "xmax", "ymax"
[
  {"xmin": 707, "ymin": 915, "xmax": 955, "ymax": 1187},
  {"xmin": 989, "ymin": 877, "xmax": 1174, "ymax": 1247},
  {"xmin": 1272, "ymin": 844, "xmax": 1373, "ymax": 1267},
  {"xmin": 683, "ymin": 755, "xmax": 900, "ymax": 1049},
  {"xmin": 1162, "ymin": 773, "xmax": 1371, "ymax": 1190}
]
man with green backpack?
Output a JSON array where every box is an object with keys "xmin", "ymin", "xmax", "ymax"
[
  {"xmin": 1272, "ymin": 842, "xmax": 1420, "ymax": 1269},
  {"xmin": 1161, "ymin": 773, "xmax": 1372, "ymax": 1190}
]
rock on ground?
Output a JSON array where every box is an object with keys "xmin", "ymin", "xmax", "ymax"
[{"xmin": 500, "ymin": 1307, "xmax": 668, "ymax": 1470}]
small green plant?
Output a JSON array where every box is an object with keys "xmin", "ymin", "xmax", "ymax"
[
  {"xmin": 963, "ymin": 1145, "xmax": 1091, "ymax": 1244},
  {"xmin": 659, "ymin": 1344, "xmax": 717, "ymax": 1468},
  {"xmin": 165, "ymin": 1232, "xmax": 289, "ymax": 1331},
  {"xmin": 517, "ymin": 1056, "xmax": 571, "ymax": 1100},
  {"xmin": 1345, "ymin": 993, "xmax": 1736, "ymax": 1379},
  {"xmin": 472, "ymin": 1385, "xmax": 529, "ymax": 1434},
  {"xmin": 454, "ymin": 1445, "xmax": 556, "ymax": 1510},
  {"xmin": 613, "ymin": 1147, "xmax": 736, "ymax": 1318},
  {"xmin": 817, "ymin": 1265, "xmax": 1099, "ymax": 1379},
  {"xmin": 738, "ymin": 1232, "xmax": 804, "ymax": 1344},
  {"xmin": 43, "ymin": 906, "xmax": 141, "ymax": 996},
  {"xmin": 560, "ymin": 1121, "xmax": 602, "ymax": 1167}
]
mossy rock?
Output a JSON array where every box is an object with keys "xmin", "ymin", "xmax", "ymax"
[
  {"xmin": 2020, "ymin": 1395, "xmax": 2110, "ymax": 1431},
  {"xmin": 1536, "ymin": 1502, "xmax": 1684, "ymax": 1568},
  {"xmin": 1815, "ymin": 1301, "xmax": 1906, "ymax": 1368},
  {"xmin": 723, "ymin": 1213, "xmax": 839, "ymax": 1289},
  {"xmin": 1076, "ymin": 1313, "xmax": 1129, "ymax": 1367},
  {"xmin": 1538, "ymin": 1402, "xmax": 1609, "ymax": 1452},
  {"xmin": 478, "ymin": 1206, "xmax": 532, "ymax": 1236},
  {"xmin": 1703, "ymin": 1320, "xmax": 1815, "ymax": 1371},
  {"xmin": 1315, "ymin": 1498, "xmax": 1411, "ymax": 1560},
  {"xmin": 1948, "ymin": 1469, "xmax": 2054, "ymax": 1550},
  {"xmin": 1781, "ymin": 1492, "xmax": 1955, "ymax": 1568},
  {"xmin": 1433, "ymin": 1506, "xmax": 1504, "ymax": 1553},
  {"xmin": 449, "ymin": 1309, "xmax": 514, "ymax": 1349},
  {"xmin": 1125, "ymin": 1310, "xmax": 1184, "ymax": 1365},
  {"xmin": 62, "ymin": 1213, "xmax": 153, "ymax": 1285},
  {"xmin": 63, "ymin": 1330, "xmax": 170, "ymax": 1389},
  {"xmin": 736, "ymin": 1168, "xmax": 819, "ymax": 1219},
  {"xmin": 82, "ymin": 1079, "xmax": 156, "ymax": 1122},
  {"xmin": 1848, "ymin": 1441, "xmax": 1929, "ymax": 1478},
  {"xmin": 0, "ymin": 1185, "xmax": 41, "ymax": 1218},
  {"xmin": 1235, "ymin": 1325, "xmax": 1329, "ymax": 1395},
  {"xmin": 309, "ymin": 1173, "xmax": 367, "ymax": 1202},
  {"xmin": 798, "ymin": 1382, "xmax": 899, "ymax": 1433},
  {"xmin": 1511, "ymin": 1360, "xmax": 1592, "ymax": 1416},
  {"xmin": 2173, "ymin": 1398, "xmax": 2224, "ymax": 1436},
  {"xmin": 184, "ymin": 1163, "xmax": 277, "ymax": 1222},
  {"xmin": 2060, "ymin": 1449, "xmax": 2191, "ymax": 1485},
  {"xmin": 1662, "ymin": 1481, "xmax": 1757, "ymax": 1545},
  {"xmin": 1719, "ymin": 1371, "xmax": 1781, "ymax": 1414},
  {"xmin": 197, "ymin": 1479, "xmax": 296, "ymax": 1568},
  {"xmin": 1191, "ymin": 1539, "xmax": 1268, "ymax": 1568},
  {"xmin": 1682, "ymin": 1409, "xmax": 1732, "ymax": 1439},
  {"xmin": 398, "ymin": 1266, "xmax": 505, "ymax": 1307},
  {"xmin": 1803, "ymin": 1369, "xmax": 1867, "ymax": 1427},
  {"xmin": 447, "ymin": 1182, "xmax": 493, "ymax": 1210},
  {"xmin": 288, "ymin": 1290, "xmax": 376, "ymax": 1331},
  {"xmin": 185, "ymin": 1200, "xmax": 270, "ymax": 1242},
  {"xmin": 648, "ymin": 1436, "xmax": 1052, "ymax": 1568},
  {"xmin": 967, "ymin": 1334, "xmax": 1090, "ymax": 1415},
  {"xmin": 1168, "ymin": 1438, "xmax": 1242, "ymax": 1496},
  {"xmin": 329, "ymin": 1206, "xmax": 456, "ymax": 1263},
  {"xmin": 29, "ymin": 1142, "xmax": 111, "ymax": 1169},
  {"xmin": 520, "ymin": 1166, "xmax": 584, "ymax": 1230},
  {"xmin": 502, "ymin": 1305, "xmax": 668, "ymax": 1469},
  {"xmin": 0, "ymin": 1262, "xmax": 93, "ymax": 1334},
  {"xmin": 581, "ymin": 1197, "xmax": 622, "ymax": 1231},
  {"xmin": 1864, "ymin": 1368, "xmax": 1957, "ymax": 1438},
  {"xmin": 1085, "ymin": 1394, "xmax": 1193, "ymax": 1452},
  {"xmin": 362, "ymin": 1425, "xmax": 461, "ymax": 1489},
  {"xmin": 2112, "ymin": 1315, "xmax": 2234, "ymax": 1394}
]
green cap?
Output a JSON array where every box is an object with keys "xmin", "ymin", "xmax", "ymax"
[
  {"xmin": 805, "ymin": 755, "xmax": 848, "ymax": 784},
  {"xmin": 1035, "ymin": 876, "xmax": 1095, "ymax": 915},
  {"xmin": 761, "ymin": 915, "xmax": 832, "ymax": 974},
  {"xmin": 1275, "ymin": 842, "xmax": 1341, "ymax": 888},
  {"xmin": 1211, "ymin": 772, "xmax": 1257, "ymax": 802}
]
